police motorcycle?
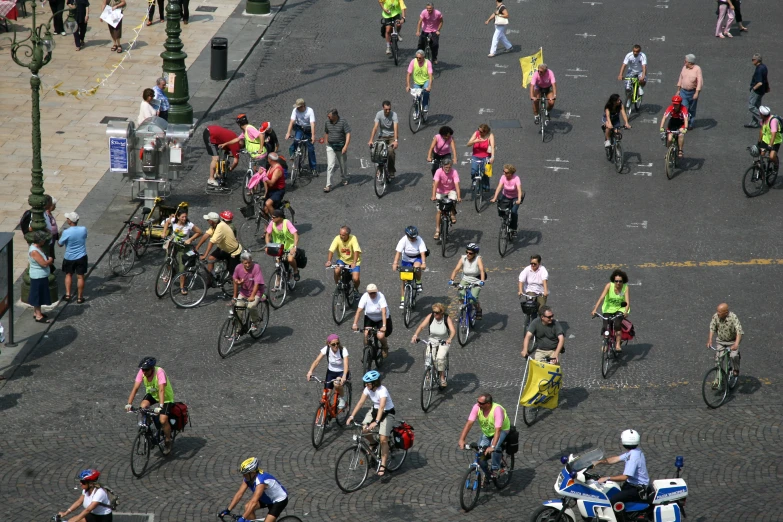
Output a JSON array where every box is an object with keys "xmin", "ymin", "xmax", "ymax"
[{"xmin": 530, "ymin": 448, "xmax": 688, "ymax": 522}]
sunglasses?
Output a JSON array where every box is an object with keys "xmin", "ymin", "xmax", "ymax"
[
  {"xmin": 329, "ymin": 342, "xmax": 340, "ymax": 346},
  {"xmin": 433, "ymin": 311, "xmax": 444, "ymax": 315},
  {"xmin": 614, "ymin": 279, "xmax": 623, "ymax": 283},
  {"xmin": 543, "ymin": 314, "xmax": 554, "ymax": 319},
  {"xmin": 477, "ymin": 400, "xmax": 489, "ymax": 406},
  {"xmin": 466, "ymin": 251, "xmax": 475, "ymax": 255}
]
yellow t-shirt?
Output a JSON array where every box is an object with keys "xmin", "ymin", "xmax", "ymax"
[
  {"xmin": 207, "ymin": 221, "xmax": 242, "ymax": 256},
  {"xmin": 329, "ymin": 235, "xmax": 362, "ymax": 266}
]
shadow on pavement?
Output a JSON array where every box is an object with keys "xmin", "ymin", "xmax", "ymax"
[
  {"xmin": 692, "ymin": 118, "xmax": 717, "ymax": 131},
  {"xmin": 384, "ymin": 347, "xmax": 415, "ymax": 374},
  {"xmin": 499, "ymin": 466, "xmax": 536, "ymax": 497},
  {"xmin": 388, "ymin": 171, "xmax": 425, "ymax": 193},
  {"xmin": 261, "ymin": 325, "xmax": 294, "ymax": 343},
  {"xmin": 560, "ymin": 386, "xmax": 589, "ymax": 410},
  {"xmin": 0, "ymin": 393, "xmax": 23, "ymax": 412},
  {"xmin": 735, "ymin": 375, "xmax": 762, "ymax": 396},
  {"xmin": 479, "ymin": 311, "xmax": 508, "ymax": 332},
  {"xmin": 428, "ymin": 372, "xmax": 481, "ymax": 412},
  {"xmin": 173, "ymin": 435, "xmax": 208, "ymax": 460},
  {"xmin": 624, "ymin": 342, "xmax": 653, "ymax": 362}
]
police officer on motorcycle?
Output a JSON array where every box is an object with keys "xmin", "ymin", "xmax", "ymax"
[{"xmin": 594, "ymin": 429, "xmax": 650, "ymax": 506}]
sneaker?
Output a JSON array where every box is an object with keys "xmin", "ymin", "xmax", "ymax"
[
  {"xmin": 534, "ymin": 115, "xmax": 540, "ymax": 125},
  {"xmin": 416, "ymin": 282, "xmax": 423, "ymax": 292},
  {"xmin": 207, "ymin": 179, "xmax": 219, "ymax": 186},
  {"xmin": 397, "ymin": 35, "xmax": 403, "ymax": 42},
  {"xmin": 250, "ymin": 322, "xmax": 258, "ymax": 332},
  {"xmin": 604, "ymin": 140, "xmax": 611, "ymax": 148},
  {"xmin": 400, "ymin": 299, "xmax": 405, "ymax": 309},
  {"xmin": 423, "ymin": 106, "xmax": 429, "ymax": 112},
  {"xmin": 162, "ymin": 440, "xmax": 172, "ymax": 455},
  {"xmin": 386, "ymin": 46, "xmax": 391, "ymax": 55},
  {"xmin": 638, "ymin": 87, "xmax": 644, "ymax": 95},
  {"xmin": 338, "ymin": 397, "xmax": 346, "ymax": 409}
]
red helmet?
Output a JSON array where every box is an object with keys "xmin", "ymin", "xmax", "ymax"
[
  {"xmin": 79, "ymin": 469, "xmax": 101, "ymax": 482},
  {"xmin": 671, "ymin": 95, "xmax": 683, "ymax": 104},
  {"xmin": 219, "ymin": 210, "xmax": 234, "ymax": 221}
]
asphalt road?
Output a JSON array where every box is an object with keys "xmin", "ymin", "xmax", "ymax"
[{"xmin": 3, "ymin": 0, "xmax": 783, "ymax": 520}]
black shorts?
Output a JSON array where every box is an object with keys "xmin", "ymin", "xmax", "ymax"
[
  {"xmin": 85, "ymin": 513, "xmax": 113, "ymax": 522},
  {"xmin": 267, "ymin": 188, "xmax": 286, "ymax": 207},
  {"xmin": 325, "ymin": 369, "xmax": 350, "ymax": 389},
  {"xmin": 141, "ymin": 395, "xmax": 173, "ymax": 416},
  {"xmin": 764, "ymin": 142, "xmax": 781, "ymax": 153},
  {"xmin": 667, "ymin": 119, "xmax": 685, "ymax": 132},
  {"xmin": 364, "ymin": 316, "xmax": 393, "ymax": 337},
  {"xmin": 258, "ymin": 497, "xmax": 288, "ymax": 518},
  {"xmin": 535, "ymin": 86, "xmax": 552, "ymax": 96},
  {"xmin": 62, "ymin": 255, "xmax": 88, "ymax": 275},
  {"xmin": 203, "ymin": 128, "xmax": 220, "ymax": 156}
]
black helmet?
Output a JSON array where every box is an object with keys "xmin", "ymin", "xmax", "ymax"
[
  {"xmin": 466, "ymin": 243, "xmax": 480, "ymax": 253},
  {"xmin": 236, "ymin": 113, "xmax": 248, "ymax": 126},
  {"xmin": 139, "ymin": 357, "xmax": 157, "ymax": 370},
  {"xmin": 405, "ymin": 226, "xmax": 419, "ymax": 238}
]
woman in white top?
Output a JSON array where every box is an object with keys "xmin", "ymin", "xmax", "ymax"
[
  {"xmin": 346, "ymin": 370, "xmax": 396, "ymax": 476},
  {"xmin": 306, "ymin": 333, "xmax": 350, "ymax": 408},
  {"xmin": 137, "ymin": 88, "xmax": 157, "ymax": 126},
  {"xmin": 411, "ymin": 302, "xmax": 456, "ymax": 387},
  {"xmin": 391, "ymin": 225, "xmax": 427, "ymax": 308},
  {"xmin": 518, "ymin": 254, "xmax": 549, "ymax": 317},
  {"xmin": 162, "ymin": 211, "xmax": 202, "ymax": 292},
  {"xmin": 59, "ymin": 469, "xmax": 113, "ymax": 521},
  {"xmin": 449, "ymin": 242, "xmax": 486, "ymax": 318},
  {"xmin": 352, "ymin": 283, "xmax": 392, "ymax": 356}
]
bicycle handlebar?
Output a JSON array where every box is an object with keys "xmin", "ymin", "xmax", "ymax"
[
  {"xmin": 128, "ymin": 406, "xmax": 160, "ymax": 416},
  {"xmin": 592, "ymin": 311, "xmax": 624, "ymax": 320},
  {"xmin": 326, "ymin": 264, "xmax": 353, "ymax": 270},
  {"xmin": 309, "ymin": 375, "xmax": 346, "ymax": 385},
  {"xmin": 415, "ymin": 338, "xmax": 447, "ymax": 346},
  {"xmin": 449, "ymin": 280, "xmax": 483, "ymax": 288}
]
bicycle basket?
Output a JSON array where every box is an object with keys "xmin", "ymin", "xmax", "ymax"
[
  {"xmin": 399, "ymin": 267, "xmax": 415, "ymax": 281},
  {"xmin": 370, "ymin": 141, "xmax": 388, "ymax": 164},
  {"xmin": 521, "ymin": 299, "xmax": 538, "ymax": 315},
  {"xmin": 239, "ymin": 204, "xmax": 255, "ymax": 219},
  {"xmin": 410, "ymin": 88, "xmax": 423, "ymax": 97},
  {"xmin": 265, "ymin": 242, "xmax": 284, "ymax": 257},
  {"xmin": 437, "ymin": 198, "xmax": 454, "ymax": 212}
]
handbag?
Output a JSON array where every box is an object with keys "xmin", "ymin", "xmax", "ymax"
[
  {"xmin": 485, "ymin": 162, "xmax": 493, "ymax": 177},
  {"xmin": 495, "ymin": 16, "xmax": 508, "ymax": 25}
]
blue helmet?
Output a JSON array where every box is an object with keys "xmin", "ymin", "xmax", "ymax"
[
  {"xmin": 405, "ymin": 226, "xmax": 418, "ymax": 238},
  {"xmin": 363, "ymin": 370, "xmax": 381, "ymax": 383},
  {"xmin": 79, "ymin": 469, "xmax": 101, "ymax": 482},
  {"xmin": 138, "ymin": 356, "xmax": 156, "ymax": 370}
]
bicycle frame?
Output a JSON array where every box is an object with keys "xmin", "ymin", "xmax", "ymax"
[{"xmin": 357, "ymin": 327, "xmax": 382, "ymax": 371}]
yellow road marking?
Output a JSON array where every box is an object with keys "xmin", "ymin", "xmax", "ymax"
[{"xmin": 577, "ymin": 258, "xmax": 783, "ymax": 271}]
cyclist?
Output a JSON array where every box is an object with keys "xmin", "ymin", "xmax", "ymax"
[
  {"xmin": 58, "ymin": 469, "xmax": 113, "ymax": 521},
  {"xmin": 220, "ymin": 114, "xmax": 264, "ymax": 161},
  {"xmin": 406, "ymin": 49, "xmax": 434, "ymax": 113},
  {"xmin": 449, "ymin": 243, "xmax": 486, "ymax": 319},
  {"xmin": 530, "ymin": 63, "xmax": 557, "ymax": 125},
  {"xmin": 594, "ymin": 430, "xmax": 650, "ymax": 507},
  {"xmin": 457, "ymin": 393, "xmax": 510, "ymax": 478},
  {"xmin": 368, "ymin": 101, "xmax": 399, "ymax": 179},
  {"xmin": 416, "ymin": 3, "xmax": 442, "ymax": 63},
  {"xmin": 379, "ymin": 0, "xmax": 403, "ymax": 55},
  {"xmin": 220, "ymin": 457, "xmax": 289, "ymax": 522},
  {"xmin": 161, "ymin": 210, "xmax": 202, "ymax": 294},
  {"xmin": 325, "ymin": 225, "xmax": 361, "ymax": 293},
  {"xmin": 467, "ymin": 123, "xmax": 495, "ymax": 192},
  {"xmin": 518, "ymin": 254, "xmax": 548, "ymax": 318},
  {"xmin": 261, "ymin": 152, "xmax": 287, "ymax": 218},
  {"xmin": 410, "ymin": 302, "xmax": 455, "ymax": 387},
  {"xmin": 617, "ymin": 44, "xmax": 647, "ymax": 95},
  {"xmin": 195, "ymin": 211, "xmax": 244, "ymax": 278},
  {"xmin": 285, "ymin": 98, "xmax": 317, "ymax": 174},
  {"xmin": 264, "ymin": 209, "xmax": 300, "ymax": 281},
  {"xmin": 124, "ymin": 356, "xmax": 175, "ymax": 454},
  {"xmin": 346, "ymin": 370, "xmax": 397, "ymax": 476},
  {"xmin": 757, "ymin": 106, "xmax": 781, "ymax": 173},
  {"xmin": 659, "ymin": 95, "xmax": 689, "ymax": 158},
  {"xmin": 603, "ymin": 93, "xmax": 631, "ymax": 149},
  {"xmin": 489, "ymin": 165, "xmax": 524, "ymax": 237},
  {"xmin": 591, "ymin": 269, "xmax": 631, "ymax": 353},
  {"xmin": 203, "ymin": 124, "xmax": 241, "ymax": 187},
  {"xmin": 352, "ymin": 283, "xmax": 392, "ymax": 356},
  {"xmin": 431, "ymin": 158, "xmax": 461, "ymax": 239},
  {"xmin": 233, "ymin": 251, "xmax": 266, "ymax": 332},
  {"xmin": 707, "ymin": 303, "xmax": 743, "ymax": 377},
  {"xmin": 260, "ymin": 121, "xmax": 279, "ymax": 154},
  {"xmin": 220, "ymin": 209, "xmax": 238, "ymax": 239},
  {"xmin": 426, "ymin": 126, "xmax": 456, "ymax": 177},
  {"xmin": 306, "ymin": 333, "xmax": 350, "ymax": 409},
  {"xmin": 521, "ymin": 305, "xmax": 564, "ymax": 365},
  {"xmin": 392, "ymin": 226, "xmax": 427, "ymax": 307}
]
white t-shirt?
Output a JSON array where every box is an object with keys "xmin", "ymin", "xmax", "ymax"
[
  {"xmin": 359, "ymin": 292, "xmax": 390, "ymax": 321},
  {"xmin": 83, "ymin": 488, "xmax": 112, "ymax": 515},
  {"xmin": 623, "ymin": 52, "xmax": 647, "ymax": 76},
  {"xmin": 363, "ymin": 384, "xmax": 394, "ymax": 410},
  {"xmin": 291, "ymin": 107, "xmax": 315, "ymax": 128},
  {"xmin": 320, "ymin": 345, "xmax": 349, "ymax": 372},
  {"xmin": 518, "ymin": 265, "xmax": 549, "ymax": 295},
  {"xmin": 396, "ymin": 236, "xmax": 427, "ymax": 263}
]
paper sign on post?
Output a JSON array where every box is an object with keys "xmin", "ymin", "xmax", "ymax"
[{"xmin": 100, "ymin": 6, "xmax": 123, "ymax": 28}]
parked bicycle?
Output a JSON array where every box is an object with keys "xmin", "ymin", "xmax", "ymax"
[
  {"xmin": 702, "ymin": 343, "xmax": 739, "ymax": 409},
  {"xmin": 382, "ymin": 17, "xmax": 402, "ymax": 65},
  {"xmin": 592, "ymin": 311, "xmax": 629, "ymax": 379},
  {"xmin": 217, "ymin": 296, "xmax": 270, "ymax": 358},
  {"xmin": 169, "ymin": 253, "xmax": 232, "ymax": 308},
  {"xmin": 663, "ymin": 129, "xmax": 683, "ymax": 180},
  {"xmin": 219, "ymin": 511, "xmax": 302, "ymax": 522},
  {"xmin": 399, "ymin": 266, "xmax": 420, "ymax": 328},
  {"xmin": 334, "ymin": 421, "xmax": 408, "ymax": 492},
  {"xmin": 742, "ymin": 145, "xmax": 779, "ymax": 197},
  {"xmin": 328, "ymin": 264, "xmax": 358, "ymax": 324},
  {"xmin": 240, "ymin": 149, "xmax": 268, "ymax": 205},
  {"xmin": 309, "ymin": 375, "xmax": 353, "ymax": 449},
  {"xmin": 108, "ymin": 218, "xmax": 151, "ymax": 276},
  {"xmin": 370, "ymin": 140, "xmax": 391, "ymax": 198},
  {"xmin": 449, "ymin": 280, "xmax": 481, "ymax": 346},
  {"xmin": 459, "ymin": 441, "xmax": 514, "ymax": 511},
  {"xmin": 416, "ymin": 338, "xmax": 448, "ymax": 412},
  {"xmin": 436, "ymin": 196, "xmax": 456, "ymax": 257},
  {"xmin": 623, "ymin": 75, "xmax": 644, "ymax": 117},
  {"xmin": 206, "ymin": 147, "xmax": 234, "ymax": 195},
  {"xmin": 356, "ymin": 327, "xmax": 384, "ymax": 373},
  {"xmin": 266, "ymin": 242, "xmax": 297, "ymax": 309},
  {"xmin": 127, "ymin": 406, "xmax": 178, "ymax": 478},
  {"xmin": 238, "ymin": 193, "xmax": 296, "ymax": 253},
  {"xmin": 605, "ymin": 126, "xmax": 625, "ymax": 173},
  {"xmin": 409, "ymin": 87, "xmax": 428, "ymax": 133}
]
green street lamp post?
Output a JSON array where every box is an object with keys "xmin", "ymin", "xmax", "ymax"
[
  {"xmin": 10, "ymin": 4, "xmax": 59, "ymax": 303},
  {"xmin": 162, "ymin": 0, "xmax": 193, "ymax": 125}
]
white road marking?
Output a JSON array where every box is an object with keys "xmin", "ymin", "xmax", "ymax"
[
  {"xmin": 575, "ymin": 33, "xmax": 596, "ymax": 38},
  {"xmin": 562, "ymin": 112, "xmax": 580, "ymax": 119},
  {"xmin": 650, "ymin": 36, "xmax": 665, "ymax": 42},
  {"xmin": 479, "ymin": 108, "xmax": 495, "ymax": 114},
  {"xmin": 626, "ymin": 221, "xmax": 648, "ymax": 229},
  {"xmin": 545, "ymin": 166, "xmax": 570, "ymax": 172},
  {"xmin": 565, "ymin": 74, "xmax": 588, "ymax": 79},
  {"xmin": 360, "ymin": 159, "xmax": 370, "ymax": 169},
  {"xmin": 532, "ymin": 216, "xmax": 560, "ymax": 223},
  {"xmin": 641, "ymin": 117, "xmax": 658, "ymax": 124},
  {"xmin": 546, "ymin": 158, "xmax": 570, "ymax": 163},
  {"xmin": 495, "ymin": 64, "xmax": 509, "ymax": 69},
  {"xmin": 633, "ymin": 172, "xmax": 653, "ymax": 176}
]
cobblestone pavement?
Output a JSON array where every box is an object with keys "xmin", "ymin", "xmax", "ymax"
[{"xmin": 3, "ymin": 0, "xmax": 783, "ymax": 520}]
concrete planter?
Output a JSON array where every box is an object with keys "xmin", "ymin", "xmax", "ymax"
[{"xmin": 246, "ymin": 0, "xmax": 270, "ymax": 15}]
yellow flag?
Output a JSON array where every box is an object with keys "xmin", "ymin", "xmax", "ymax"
[
  {"xmin": 520, "ymin": 48, "xmax": 544, "ymax": 88},
  {"xmin": 520, "ymin": 357, "xmax": 562, "ymax": 409}
]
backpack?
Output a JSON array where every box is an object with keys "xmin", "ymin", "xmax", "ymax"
[
  {"xmin": 428, "ymin": 312, "xmax": 452, "ymax": 336},
  {"xmin": 621, "ymin": 319, "xmax": 636, "ymax": 341},
  {"xmin": 96, "ymin": 485, "xmax": 120, "ymax": 510},
  {"xmin": 18, "ymin": 209, "xmax": 32, "ymax": 234},
  {"xmin": 392, "ymin": 421, "xmax": 415, "ymax": 449},
  {"xmin": 371, "ymin": 140, "xmax": 388, "ymax": 164},
  {"xmin": 294, "ymin": 247, "xmax": 308, "ymax": 269},
  {"xmin": 504, "ymin": 425, "xmax": 520, "ymax": 455},
  {"xmin": 170, "ymin": 402, "xmax": 190, "ymax": 431}
]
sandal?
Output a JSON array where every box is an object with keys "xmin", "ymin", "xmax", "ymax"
[
  {"xmin": 63, "ymin": 295, "xmax": 72, "ymax": 302},
  {"xmin": 323, "ymin": 186, "xmax": 331, "ymax": 193},
  {"xmin": 433, "ymin": 231, "xmax": 440, "ymax": 239},
  {"xmin": 341, "ymin": 179, "xmax": 349, "ymax": 186},
  {"xmin": 116, "ymin": 46, "xmax": 123, "ymax": 53},
  {"xmin": 678, "ymin": 150, "xmax": 684, "ymax": 158},
  {"xmin": 450, "ymin": 216, "xmax": 457, "ymax": 225},
  {"xmin": 77, "ymin": 297, "xmax": 85, "ymax": 304},
  {"xmin": 110, "ymin": 45, "xmax": 118, "ymax": 51},
  {"xmin": 34, "ymin": 316, "xmax": 50, "ymax": 324},
  {"xmin": 294, "ymin": 272, "xmax": 301, "ymax": 281},
  {"xmin": 180, "ymin": 289, "xmax": 188, "ymax": 295},
  {"xmin": 146, "ymin": 20, "xmax": 152, "ymax": 26},
  {"xmin": 724, "ymin": 32, "xmax": 733, "ymax": 38},
  {"xmin": 377, "ymin": 465, "xmax": 388, "ymax": 477}
]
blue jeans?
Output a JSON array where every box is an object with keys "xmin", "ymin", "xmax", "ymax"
[
  {"xmin": 478, "ymin": 430, "xmax": 508, "ymax": 471},
  {"xmin": 471, "ymin": 157, "xmax": 491, "ymax": 190},
  {"xmin": 289, "ymin": 125, "xmax": 317, "ymax": 172},
  {"xmin": 679, "ymin": 88, "xmax": 697, "ymax": 127},
  {"xmin": 414, "ymin": 81, "xmax": 430, "ymax": 110}
]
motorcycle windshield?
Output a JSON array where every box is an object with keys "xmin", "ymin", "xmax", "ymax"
[{"xmin": 571, "ymin": 448, "xmax": 604, "ymax": 471}]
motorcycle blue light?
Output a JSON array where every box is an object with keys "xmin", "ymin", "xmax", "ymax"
[
  {"xmin": 560, "ymin": 456, "xmax": 568, "ymax": 464},
  {"xmin": 569, "ymin": 470, "xmax": 577, "ymax": 479},
  {"xmin": 675, "ymin": 456, "xmax": 684, "ymax": 468}
]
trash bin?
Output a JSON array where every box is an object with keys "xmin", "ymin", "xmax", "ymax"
[
  {"xmin": 211, "ymin": 37, "xmax": 228, "ymax": 81},
  {"xmin": 246, "ymin": 0, "xmax": 270, "ymax": 15}
]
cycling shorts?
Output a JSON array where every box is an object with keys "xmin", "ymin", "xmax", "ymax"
[
  {"xmin": 266, "ymin": 188, "xmax": 286, "ymax": 207},
  {"xmin": 401, "ymin": 258, "xmax": 422, "ymax": 267},
  {"xmin": 364, "ymin": 316, "xmax": 393, "ymax": 337},
  {"xmin": 534, "ymin": 86, "xmax": 552, "ymax": 95},
  {"xmin": 255, "ymin": 497, "xmax": 288, "ymax": 518},
  {"xmin": 336, "ymin": 260, "xmax": 360, "ymax": 273},
  {"xmin": 762, "ymin": 142, "xmax": 781, "ymax": 153},
  {"xmin": 667, "ymin": 119, "xmax": 686, "ymax": 132},
  {"xmin": 324, "ymin": 369, "xmax": 350, "ymax": 389},
  {"xmin": 141, "ymin": 395, "xmax": 173, "ymax": 416}
]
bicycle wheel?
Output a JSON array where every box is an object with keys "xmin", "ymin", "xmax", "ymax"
[
  {"xmin": 283, "ymin": 201, "xmax": 296, "ymax": 224},
  {"xmin": 335, "ymin": 445, "xmax": 370, "ymax": 492},
  {"xmin": 135, "ymin": 224, "xmax": 151, "ymax": 257},
  {"xmin": 337, "ymin": 382, "xmax": 353, "ymax": 425},
  {"xmin": 373, "ymin": 338, "xmax": 384, "ymax": 370},
  {"xmin": 634, "ymin": 89, "xmax": 643, "ymax": 112},
  {"xmin": 268, "ymin": 268, "xmax": 288, "ymax": 309},
  {"xmin": 332, "ymin": 287, "xmax": 347, "ymax": 324},
  {"xmin": 109, "ymin": 240, "xmax": 136, "ymax": 276},
  {"xmin": 289, "ymin": 153, "xmax": 300, "ymax": 187},
  {"xmin": 614, "ymin": 142, "xmax": 624, "ymax": 173},
  {"xmin": 250, "ymin": 299, "xmax": 270, "ymax": 339},
  {"xmin": 766, "ymin": 163, "xmax": 779, "ymax": 187},
  {"xmin": 386, "ymin": 443, "xmax": 407, "ymax": 471},
  {"xmin": 424, "ymin": 42, "xmax": 432, "ymax": 62},
  {"xmin": 530, "ymin": 506, "xmax": 575, "ymax": 522},
  {"xmin": 493, "ymin": 453, "xmax": 514, "ymax": 490},
  {"xmin": 601, "ymin": 342, "xmax": 611, "ymax": 378},
  {"xmin": 130, "ymin": 430, "xmax": 150, "ymax": 478},
  {"xmin": 522, "ymin": 404, "xmax": 539, "ymax": 426},
  {"xmin": 498, "ymin": 220, "xmax": 509, "ymax": 257},
  {"xmin": 702, "ymin": 367, "xmax": 728, "ymax": 409},
  {"xmin": 409, "ymin": 101, "xmax": 421, "ymax": 133},
  {"xmin": 242, "ymin": 170, "xmax": 254, "ymax": 205},
  {"xmin": 458, "ymin": 308, "xmax": 470, "ymax": 346},
  {"xmin": 742, "ymin": 165, "xmax": 765, "ymax": 197},
  {"xmin": 474, "ymin": 182, "xmax": 483, "ymax": 213},
  {"xmin": 605, "ymin": 142, "xmax": 613, "ymax": 161},
  {"xmin": 540, "ymin": 102, "xmax": 546, "ymax": 142},
  {"xmin": 624, "ymin": 92, "xmax": 633, "ymax": 114},
  {"xmin": 154, "ymin": 259, "xmax": 174, "ymax": 298},
  {"xmin": 217, "ymin": 316, "xmax": 240, "ymax": 358},
  {"xmin": 392, "ymin": 36, "xmax": 399, "ymax": 66},
  {"xmin": 420, "ymin": 366, "xmax": 435, "ymax": 412},
  {"xmin": 459, "ymin": 467, "xmax": 482, "ymax": 512},
  {"xmin": 363, "ymin": 344, "xmax": 373, "ymax": 372},
  {"xmin": 403, "ymin": 284, "xmax": 414, "ymax": 328},
  {"xmin": 440, "ymin": 217, "xmax": 448, "ymax": 257},
  {"xmin": 278, "ymin": 517, "xmax": 303, "ymax": 522},
  {"xmin": 374, "ymin": 165, "xmax": 387, "ymax": 198},
  {"xmin": 170, "ymin": 271, "xmax": 207, "ymax": 308},
  {"xmin": 239, "ymin": 218, "xmax": 266, "ymax": 252},
  {"xmin": 311, "ymin": 404, "xmax": 327, "ymax": 449},
  {"xmin": 665, "ymin": 146, "xmax": 676, "ymax": 180}
]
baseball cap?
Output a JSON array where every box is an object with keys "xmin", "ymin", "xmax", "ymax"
[
  {"xmin": 204, "ymin": 211, "xmax": 220, "ymax": 221},
  {"xmin": 64, "ymin": 212, "xmax": 79, "ymax": 222},
  {"xmin": 366, "ymin": 283, "xmax": 378, "ymax": 292},
  {"xmin": 259, "ymin": 121, "xmax": 270, "ymax": 132},
  {"xmin": 294, "ymin": 98, "xmax": 306, "ymax": 108}
]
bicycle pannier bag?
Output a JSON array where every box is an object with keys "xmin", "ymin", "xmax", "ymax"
[
  {"xmin": 265, "ymin": 243, "xmax": 284, "ymax": 257},
  {"xmin": 183, "ymin": 250, "xmax": 199, "ymax": 268},
  {"xmin": 295, "ymin": 247, "xmax": 308, "ymax": 269},
  {"xmin": 392, "ymin": 422, "xmax": 415, "ymax": 450},
  {"xmin": 170, "ymin": 402, "xmax": 190, "ymax": 431},
  {"xmin": 371, "ymin": 141, "xmax": 388, "ymax": 164},
  {"xmin": 621, "ymin": 319, "xmax": 636, "ymax": 341},
  {"xmin": 504, "ymin": 425, "xmax": 520, "ymax": 455},
  {"xmin": 521, "ymin": 299, "xmax": 539, "ymax": 316}
]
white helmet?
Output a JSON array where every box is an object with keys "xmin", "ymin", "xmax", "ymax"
[
  {"xmin": 621, "ymin": 429, "xmax": 640, "ymax": 446},
  {"xmin": 759, "ymin": 106, "xmax": 771, "ymax": 116}
]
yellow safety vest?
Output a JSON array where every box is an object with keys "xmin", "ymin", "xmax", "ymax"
[{"xmin": 244, "ymin": 125, "xmax": 263, "ymax": 158}]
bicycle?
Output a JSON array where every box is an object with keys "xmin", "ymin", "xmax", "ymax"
[
  {"xmin": 219, "ymin": 511, "xmax": 302, "ymax": 522},
  {"xmin": 206, "ymin": 146, "xmax": 234, "ymax": 196},
  {"xmin": 382, "ymin": 17, "xmax": 402, "ymax": 66},
  {"xmin": 334, "ymin": 421, "xmax": 408, "ymax": 492},
  {"xmin": 702, "ymin": 343, "xmax": 739, "ymax": 408},
  {"xmin": 471, "ymin": 160, "xmax": 487, "ymax": 213},
  {"xmin": 593, "ymin": 311, "xmax": 627, "ymax": 379},
  {"xmin": 459, "ymin": 441, "xmax": 514, "ymax": 511},
  {"xmin": 309, "ymin": 375, "xmax": 353, "ymax": 449},
  {"xmin": 623, "ymin": 75, "xmax": 644, "ymax": 116},
  {"xmin": 416, "ymin": 337, "xmax": 449, "ymax": 412},
  {"xmin": 450, "ymin": 280, "xmax": 481, "ymax": 346},
  {"xmin": 238, "ymin": 193, "xmax": 296, "ymax": 253},
  {"xmin": 663, "ymin": 129, "xmax": 683, "ymax": 180},
  {"xmin": 154, "ymin": 238, "xmax": 193, "ymax": 298},
  {"xmin": 240, "ymin": 149, "xmax": 268, "ymax": 205},
  {"xmin": 534, "ymin": 95, "xmax": 549, "ymax": 142},
  {"xmin": 605, "ymin": 126, "xmax": 625, "ymax": 173},
  {"xmin": 370, "ymin": 140, "xmax": 391, "ymax": 198},
  {"xmin": 399, "ymin": 266, "xmax": 419, "ymax": 328},
  {"xmin": 289, "ymin": 136, "xmax": 314, "ymax": 186},
  {"xmin": 328, "ymin": 264, "xmax": 358, "ymax": 324},
  {"xmin": 108, "ymin": 217, "xmax": 152, "ymax": 276},
  {"xmin": 127, "ymin": 406, "xmax": 178, "ymax": 478},
  {"xmin": 217, "ymin": 296, "xmax": 270, "ymax": 358},
  {"xmin": 520, "ymin": 355, "xmax": 560, "ymax": 426},
  {"xmin": 422, "ymin": 32, "xmax": 434, "ymax": 63},
  {"xmin": 409, "ymin": 87, "xmax": 428, "ymax": 133},
  {"xmin": 520, "ymin": 293, "xmax": 539, "ymax": 329},
  {"xmin": 436, "ymin": 196, "xmax": 456, "ymax": 257},
  {"xmin": 169, "ymin": 254, "xmax": 232, "ymax": 308},
  {"xmin": 266, "ymin": 243, "xmax": 297, "ymax": 309},
  {"xmin": 742, "ymin": 145, "xmax": 779, "ymax": 197},
  {"xmin": 494, "ymin": 196, "xmax": 521, "ymax": 258},
  {"xmin": 356, "ymin": 326, "xmax": 384, "ymax": 373}
]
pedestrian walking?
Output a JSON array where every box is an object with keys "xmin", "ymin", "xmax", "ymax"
[
  {"xmin": 180, "ymin": 0, "xmax": 190, "ymax": 23},
  {"xmin": 716, "ymin": 0, "xmax": 735, "ymax": 38},
  {"xmin": 732, "ymin": 0, "xmax": 748, "ymax": 31},
  {"xmin": 49, "ymin": 0, "xmax": 66, "ymax": 35},
  {"xmin": 146, "ymin": 0, "xmax": 164, "ymax": 25},
  {"xmin": 745, "ymin": 53, "xmax": 769, "ymax": 128},
  {"xmin": 43, "ymin": 195, "xmax": 58, "ymax": 274},
  {"xmin": 676, "ymin": 54, "xmax": 702, "ymax": 130},
  {"xmin": 66, "ymin": 0, "xmax": 90, "ymax": 51},
  {"xmin": 28, "ymin": 231, "xmax": 53, "ymax": 323},
  {"xmin": 101, "ymin": 0, "xmax": 126, "ymax": 53},
  {"xmin": 137, "ymin": 88, "xmax": 157, "ymax": 126},
  {"xmin": 153, "ymin": 78, "xmax": 170, "ymax": 121},
  {"xmin": 323, "ymin": 109, "xmax": 351, "ymax": 192},
  {"xmin": 59, "ymin": 212, "xmax": 88, "ymax": 304},
  {"xmin": 485, "ymin": 0, "xmax": 511, "ymax": 58}
]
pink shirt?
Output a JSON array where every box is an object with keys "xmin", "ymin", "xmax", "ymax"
[
  {"xmin": 434, "ymin": 168, "xmax": 459, "ymax": 193},
  {"xmin": 769, "ymin": 117, "xmax": 780, "ymax": 133},
  {"xmin": 419, "ymin": 8, "xmax": 442, "ymax": 33},
  {"xmin": 407, "ymin": 58, "xmax": 433, "ymax": 75},
  {"xmin": 135, "ymin": 368, "xmax": 167, "ymax": 384},
  {"xmin": 499, "ymin": 174, "xmax": 521, "ymax": 199},
  {"xmin": 245, "ymin": 126, "xmax": 261, "ymax": 140},
  {"xmin": 468, "ymin": 403, "xmax": 505, "ymax": 426},
  {"xmin": 532, "ymin": 70, "xmax": 556, "ymax": 88},
  {"xmin": 233, "ymin": 262, "xmax": 265, "ymax": 297},
  {"xmin": 433, "ymin": 134, "xmax": 453, "ymax": 155},
  {"xmin": 265, "ymin": 220, "xmax": 297, "ymax": 235}
]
